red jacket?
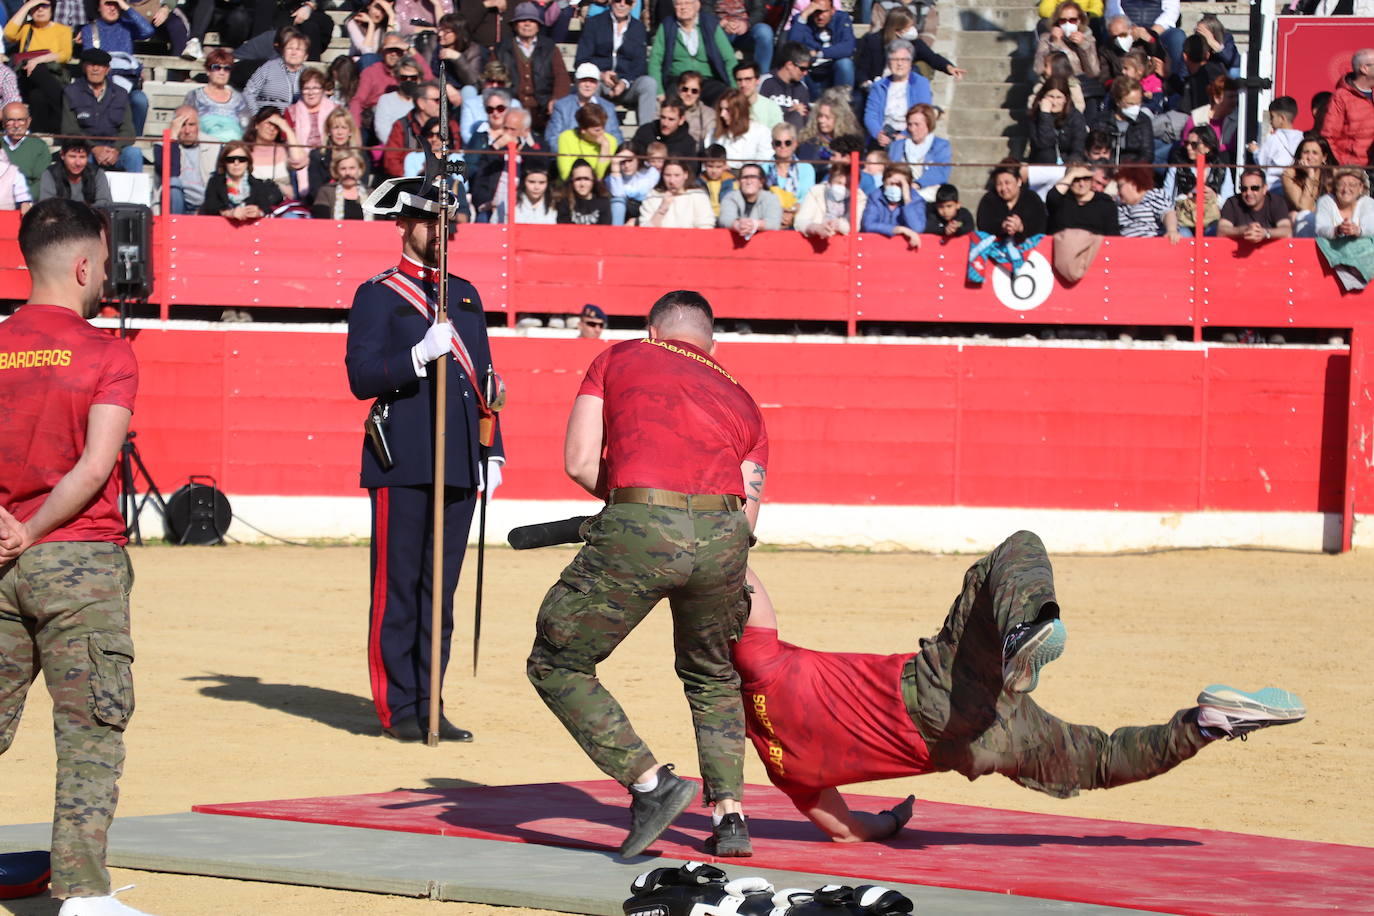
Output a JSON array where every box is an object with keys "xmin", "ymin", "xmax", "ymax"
[{"xmin": 1322, "ymin": 74, "xmax": 1374, "ymax": 167}]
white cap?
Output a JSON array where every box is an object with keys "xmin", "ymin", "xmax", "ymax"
[{"xmin": 574, "ymin": 62, "xmax": 601, "ymax": 82}]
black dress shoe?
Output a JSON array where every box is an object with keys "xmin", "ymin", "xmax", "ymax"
[
  {"xmin": 382, "ymin": 716, "xmax": 423, "ymax": 742},
  {"xmin": 420, "ymin": 717, "xmax": 474, "ymax": 742}
]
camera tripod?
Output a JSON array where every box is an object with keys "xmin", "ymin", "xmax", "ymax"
[{"xmin": 119, "ymin": 431, "xmax": 167, "ymax": 546}]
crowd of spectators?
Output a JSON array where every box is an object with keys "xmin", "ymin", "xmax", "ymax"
[{"xmin": 0, "ymin": 0, "xmax": 1369, "ymax": 262}]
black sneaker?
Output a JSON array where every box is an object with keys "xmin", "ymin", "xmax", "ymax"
[
  {"xmin": 704, "ymin": 812, "xmax": 753, "ymax": 857},
  {"xmin": 620, "ymin": 765, "xmax": 698, "ymax": 858},
  {"xmin": 1002, "ymin": 618, "xmax": 1066, "ymax": 694}
]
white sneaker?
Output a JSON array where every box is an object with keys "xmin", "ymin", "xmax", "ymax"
[
  {"xmin": 181, "ymin": 37, "xmax": 203, "ymax": 61},
  {"xmin": 59, "ymin": 885, "xmax": 156, "ymax": 915}
]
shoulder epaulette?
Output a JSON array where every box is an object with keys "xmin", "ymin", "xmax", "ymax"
[{"xmin": 367, "ymin": 266, "xmax": 399, "ymax": 285}]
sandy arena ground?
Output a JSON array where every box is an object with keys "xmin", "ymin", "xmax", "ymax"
[{"xmin": 3, "ymin": 541, "xmax": 1371, "ymax": 915}]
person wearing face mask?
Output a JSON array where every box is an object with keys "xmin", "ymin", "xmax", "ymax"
[
  {"xmin": 861, "ymin": 161, "xmax": 924, "ymax": 248},
  {"xmin": 853, "ymin": 8, "xmax": 963, "ymax": 92},
  {"xmin": 1096, "ymin": 14, "xmax": 1142, "ymax": 80},
  {"xmin": 1089, "ymin": 75, "xmax": 1152, "ymax": 163},
  {"xmin": 1033, "ymin": 0, "xmax": 1099, "ymax": 109},
  {"xmin": 794, "ymin": 160, "xmax": 866, "ymax": 238}
]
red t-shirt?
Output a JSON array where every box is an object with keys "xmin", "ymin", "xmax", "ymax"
[
  {"xmin": 0, "ymin": 305, "xmax": 139, "ymax": 544},
  {"xmin": 733, "ymin": 626, "xmax": 933, "ymax": 809},
  {"xmin": 578, "ymin": 338, "xmax": 768, "ymax": 496}
]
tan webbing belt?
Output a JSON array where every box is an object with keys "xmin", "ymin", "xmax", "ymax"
[{"xmin": 608, "ymin": 488, "xmax": 742, "ymax": 512}]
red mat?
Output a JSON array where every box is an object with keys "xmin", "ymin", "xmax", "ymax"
[{"xmin": 194, "ymin": 780, "xmax": 1372, "ymax": 915}]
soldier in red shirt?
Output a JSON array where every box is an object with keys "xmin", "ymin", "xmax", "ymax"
[
  {"xmin": 527, "ymin": 290, "xmax": 768, "ymax": 860},
  {"xmin": 0, "ymin": 199, "xmax": 154, "ymax": 915},
  {"xmin": 737, "ymin": 530, "xmax": 1307, "ymax": 843}
]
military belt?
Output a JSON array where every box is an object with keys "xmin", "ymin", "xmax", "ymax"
[{"xmin": 608, "ymin": 488, "xmax": 742, "ymax": 512}]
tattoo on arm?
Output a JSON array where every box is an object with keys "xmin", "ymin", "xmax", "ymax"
[{"xmin": 745, "ymin": 462, "xmax": 766, "ymax": 503}]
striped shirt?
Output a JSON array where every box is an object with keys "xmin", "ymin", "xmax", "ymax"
[
  {"xmin": 1117, "ymin": 187, "xmax": 1173, "ymax": 238},
  {"xmin": 244, "ymin": 58, "xmax": 303, "ymax": 114}
]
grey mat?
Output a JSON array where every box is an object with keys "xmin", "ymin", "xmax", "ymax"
[{"xmin": 0, "ymin": 814, "xmax": 1168, "ymax": 914}]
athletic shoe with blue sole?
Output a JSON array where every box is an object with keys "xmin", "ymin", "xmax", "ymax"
[
  {"xmin": 1002, "ymin": 618, "xmax": 1066, "ymax": 694},
  {"xmin": 1196, "ymin": 685, "xmax": 1307, "ymax": 740}
]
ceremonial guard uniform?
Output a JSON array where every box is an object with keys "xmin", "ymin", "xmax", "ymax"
[{"xmin": 346, "ymin": 177, "xmax": 504, "ymax": 742}]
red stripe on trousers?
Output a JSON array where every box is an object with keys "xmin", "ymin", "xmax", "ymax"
[{"xmin": 367, "ymin": 487, "xmax": 391, "ymax": 728}]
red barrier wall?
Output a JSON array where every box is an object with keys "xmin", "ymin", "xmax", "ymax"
[
  {"xmin": 121, "ymin": 329, "xmax": 1369, "ymax": 519},
  {"xmin": 1274, "ymin": 17, "xmax": 1372, "ymax": 134}
]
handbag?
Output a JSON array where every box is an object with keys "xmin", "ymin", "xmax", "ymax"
[{"xmin": 1175, "ymin": 186, "xmax": 1220, "ymax": 229}]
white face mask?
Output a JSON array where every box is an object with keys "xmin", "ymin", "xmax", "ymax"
[
  {"xmin": 1120, "ymin": 104, "xmax": 1142, "ymax": 120},
  {"xmin": 828, "ymin": 181, "xmax": 847, "ymax": 201},
  {"xmin": 1060, "ymin": 21, "xmax": 1077, "ymax": 35},
  {"xmin": 899, "ymin": 26, "xmax": 918, "ymax": 39},
  {"xmin": 883, "ymin": 184, "xmax": 903, "ymax": 203},
  {"xmin": 1115, "ymin": 35, "xmax": 1132, "ymax": 52}
]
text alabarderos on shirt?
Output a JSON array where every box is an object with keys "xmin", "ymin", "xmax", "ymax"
[{"xmin": 0, "ymin": 348, "xmax": 72, "ymax": 370}]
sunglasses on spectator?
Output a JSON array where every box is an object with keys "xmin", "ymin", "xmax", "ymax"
[
  {"xmin": 1057, "ymin": 15, "xmax": 1079, "ymax": 22},
  {"xmin": 224, "ymin": 155, "xmax": 250, "ymax": 163},
  {"xmin": 1241, "ymin": 184, "xmax": 1265, "ymax": 191},
  {"xmin": 1070, "ymin": 174, "xmax": 1092, "ymax": 182},
  {"xmin": 383, "ymin": 46, "xmax": 406, "ymax": 54},
  {"xmin": 679, "ymin": 86, "xmax": 700, "ymax": 94},
  {"xmin": 208, "ymin": 63, "xmax": 232, "ymax": 71},
  {"xmin": 772, "ymin": 138, "xmax": 794, "ymax": 147},
  {"xmin": 611, "ymin": 0, "xmax": 632, "ymax": 5},
  {"xmin": 582, "ymin": 318, "xmax": 605, "ymax": 326},
  {"xmin": 399, "ymin": 74, "xmax": 420, "ymax": 82},
  {"xmin": 795, "ymin": 63, "xmax": 811, "ymax": 71},
  {"xmin": 486, "ymin": 103, "xmax": 507, "ymax": 114}
]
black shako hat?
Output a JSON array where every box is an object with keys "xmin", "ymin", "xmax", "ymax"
[{"xmin": 363, "ymin": 175, "xmax": 460, "ymax": 220}]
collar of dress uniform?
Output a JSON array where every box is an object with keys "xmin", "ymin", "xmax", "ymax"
[{"xmin": 397, "ymin": 253, "xmax": 441, "ymax": 284}]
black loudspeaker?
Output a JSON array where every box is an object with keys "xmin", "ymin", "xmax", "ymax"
[
  {"xmin": 164, "ymin": 476, "xmax": 232, "ymax": 545},
  {"xmin": 104, "ymin": 203, "xmax": 152, "ymax": 300}
]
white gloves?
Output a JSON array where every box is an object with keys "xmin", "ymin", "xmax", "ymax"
[
  {"xmin": 478, "ymin": 457, "xmax": 503, "ymax": 497},
  {"xmin": 412, "ymin": 321, "xmax": 455, "ymax": 369}
]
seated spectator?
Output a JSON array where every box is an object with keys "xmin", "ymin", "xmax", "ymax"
[
  {"xmin": 1031, "ymin": 50, "xmax": 1086, "ymax": 115},
  {"xmin": 0, "ymin": 148, "xmax": 32, "ymax": 213},
  {"xmin": 1168, "ymin": 33, "xmax": 1226, "ymax": 118},
  {"xmin": 711, "ymin": 0, "xmax": 773, "ymax": 77},
  {"xmin": 1, "ymin": 103, "xmax": 48, "ymax": 193},
  {"xmin": 640, "ymin": 158, "xmax": 715, "ymax": 227},
  {"xmin": 1218, "ymin": 166, "xmax": 1293, "ymax": 244},
  {"xmin": 1249, "ymin": 96, "xmax": 1302, "ymax": 192},
  {"xmin": 869, "ymin": 0, "xmax": 938, "ymax": 36},
  {"xmin": 496, "ymin": 2, "xmax": 571, "ymax": 135},
  {"xmin": 352, "ymin": 33, "xmax": 435, "ymax": 137},
  {"xmin": 976, "ymin": 159, "xmax": 1048, "ymax": 242},
  {"xmin": 1108, "ymin": 0, "xmax": 1185, "ymax": 82},
  {"xmin": 863, "ymin": 39, "xmax": 932, "ymax": 147},
  {"xmin": 61, "ymin": 48, "xmax": 142, "ymax": 174},
  {"xmin": 469, "ymin": 102, "xmax": 547, "ymax": 221},
  {"xmin": 760, "ymin": 42, "xmax": 813, "ymax": 131},
  {"xmin": 557, "ymin": 102, "xmax": 619, "ymax": 179},
  {"xmin": 0, "ymin": 68, "xmax": 17, "ymax": 114},
  {"xmin": 461, "ymin": 61, "xmax": 523, "ymax": 144},
  {"xmin": 1320, "ymin": 49, "xmax": 1374, "ymax": 167},
  {"xmin": 513, "ymin": 165, "xmax": 557, "ymax": 223},
  {"xmin": 632, "ymin": 97, "xmax": 701, "ymax": 169},
  {"xmin": 5, "ymin": 0, "xmax": 73, "ymax": 133},
  {"xmin": 346, "ymin": 0, "xmax": 395, "ymax": 60},
  {"xmin": 575, "ymin": 0, "xmax": 658, "ymax": 129},
  {"xmin": 308, "ymin": 108, "xmax": 368, "ymax": 198},
  {"xmin": 1097, "ymin": 15, "xmax": 1136, "ymax": 82},
  {"xmin": 459, "ymin": 0, "xmax": 503, "ymax": 47},
  {"xmin": 1193, "ymin": 14, "xmax": 1240, "ymax": 77},
  {"xmin": 1037, "ymin": 0, "xmax": 1102, "ymax": 25},
  {"xmin": 1180, "ymin": 75, "xmax": 1238, "ymax": 161},
  {"xmin": 38, "ymin": 138, "xmax": 113, "ymax": 207},
  {"xmin": 707, "ymin": 88, "xmax": 772, "ymax": 167},
  {"xmin": 734, "ymin": 59, "xmax": 783, "ymax": 131},
  {"xmin": 890, "ymin": 103, "xmax": 950, "ymax": 201},
  {"xmin": 286, "ymin": 67, "xmax": 336, "ymax": 155},
  {"xmin": 796, "ymin": 86, "xmax": 863, "ymax": 162},
  {"xmin": 245, "ymin": 107, "xmax": 309, "ymax": 202},
  {"xmin": 545, "ymin": 62, "xmax": 624, "ymax": 149},
  {"xmin": 1114, "ymin": 158, "xmax": 1178, "ymax": 240},
  {"xmin": 1283, "ymin": 136, "xmax": 1333, "ymax": 239},
  {"xmin": 383, "ymin": 80, "xmax": 456, "ymax": 178},
  {"xmin": 1027, "ymin": 76, "xmax": 1086, "ymax": 195},
  {"xmin": 787, "ymin": 0, "xmax": 855, "ymax": 93},
  {"xmin": 1118, "ymin": 49, "xmax": 1165, "ymax": 115},
  {"xmin": 1162, "ymin": 124, "xmax": 1233, "ymax": 236},
  {"xmin": 311, "ymin": 148, "xmax": 372, "ymax": 220},
  {"xmin": 556, "ymin": 157, "xmax": 613, "ymax": 224},
  {"xmin": 244, "ymin": 26, "xmax": 312, "ymax": 115},
  {"xmin": 78, "ymin": 0, "xmax": 152, "ymax": 134},
  {"xmin": 432, "ymin": 13, "xmax": 481, "ymax": 107},
  {"xmin": 201, "ymin": 140, "xmax": 284, "ymax": 219},
  {"xmin": 373, "ymin": 59, "xmax": 426, "ymax": 157},
  {"xmin": 855, "ymin": 8, "xmax": 963, "ymax": 95},
  {"xmin": 861, "ymin": 161, "xmax": 924, "ymax": 248},
  {"xmin": 765, "ymin": 121, "xmax": 814, "ymax": 221},
  {"xmin": 795, "ymin": 160, "xmax": 866, "ymax": 238},
  {"xmin": 1090, "ymin": 75, "xmax": 1152, "ymax": 163},
  {"xmin": 154, "ymin": 106, "xmax": 216, "ymax": 215},
  {"xmin": 401, "ymin": 119, "xmax": 474, "ymax": 223},
  {"xmin": 186, "ymin": 48, "xmax": 252, "ymax": 142},
  {"xmin": 718, "ymin": 161, "xmax": 781, "ymax": 235},
  {"xmin": 577, "ymin": 303, "xmax": 606, "ymax": 338},
  {"xmin": 695, "ymin": 143, "xmax": 732, "ymax": 216},
  {"xmin": 1316, "ymin": 167, "xmax": 1374, "ymax": 238},
  {"xmin": 648, "ymin": 0, "xmax": 736, "ymax": 106},
  {"xmin": 1034, "ymin": 2, "xmax": 1100, "ymax": 82},
  {"xmin": 925, "ymin": 183, "xmax": 972, "ymax": 238},
  {"xmin": 607, "ymin": 144, "xmax": 660, "ymax": 225},
  {"xmin": 675, "ymin": 71, "xmax": 720, "ymax": 144},
  {"xmin": 1047, "ymin": 164, "xmax": 1119, "ymax": 234}
]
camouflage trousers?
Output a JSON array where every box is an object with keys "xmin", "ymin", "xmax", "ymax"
[
  {"xmin": 0, "ymin": 541, "xmax": 135, "ymax": 899},
  {"xmin": 527, "ymin": 503, "xmax": 751, "ymax": 805},
  {"xmin": 903, "ymin": 530, "xmax": 1208, "ymax": 798}
]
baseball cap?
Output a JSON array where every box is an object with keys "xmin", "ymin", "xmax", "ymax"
[
  {"xmin": 80, "ymin": 47, "xmax": 113, "ymax": 66},
  {"xmin": 508, "ymin": 1, "xmax": 542, "ymax": 22},
  {"xmin": 574, "ymin": 62, "xmax": 601, "ymax": 82},
  {"xmin": 580, "ymin": 304, "xmax": 606, "ymax": 322}
]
